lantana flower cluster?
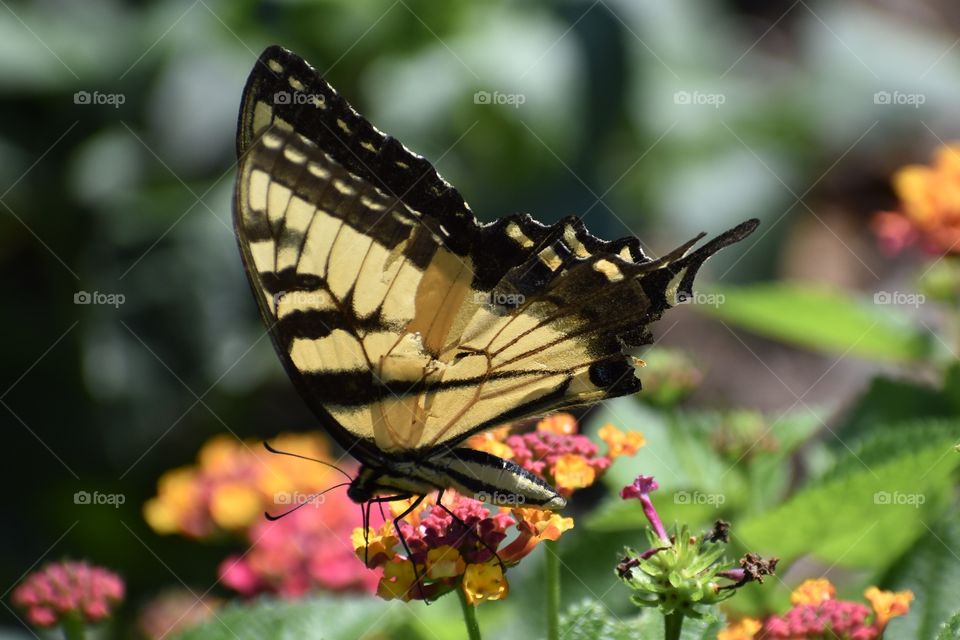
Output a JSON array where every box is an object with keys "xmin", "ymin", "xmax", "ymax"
[
  {"xmin": 720, "ymin": 578, "xmax": 913, "ymax": 640},
  {"xmin": 12, "ymin": 560, "xmax": 124, "ymax": 629},
  {"xmin": 353, "ymin": 490, "xmax": 573, "ymax": 604},
  {"xmin": 144, "ymin": 433, "xmax": 343, "ymax": 537},
  {"xmin": 220, "ymin": 493, "xmax": 379, "ymax": 596},
  {"xmin": 468, "ymin": 413, "xmax": 645, "ymax": 496},
  {"xmin": 145, "ymin": 432, "xmax": 375, "ymax": 597},
  {"xmin": 355, "ymin": 413, "xmax": 644, "ymax": 604},
  {"xmin": 873, "ymin": 142, "xmax": 960, "ymax": 256}
]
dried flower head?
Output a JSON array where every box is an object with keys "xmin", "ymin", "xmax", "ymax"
[{"xmin": 12, "ymin": 560, "xmax": 124, "ymax": 629}]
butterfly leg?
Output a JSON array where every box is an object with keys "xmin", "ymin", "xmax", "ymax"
[
  {"xmin": 363, "ymin": 493, "xmax": 411, "ymax": 568},
  {"xmin": 386, "ymin": 494, "xmax": 428, "ymax": 601}
]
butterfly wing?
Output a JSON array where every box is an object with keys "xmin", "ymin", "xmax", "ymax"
[{"xmin": 234, "ymin": 46, "xmax": 758, "ymax": 458}]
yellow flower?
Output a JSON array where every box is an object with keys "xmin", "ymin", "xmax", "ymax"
[
  {"xmin": 377, "ymin": 558, "xmax": 418, "ymax": 601},
  {"xmin": 198, "ymin": 436, "xmax": 244, "ymax": 477},
  {"xmin": 718, "ymin": 617, "xmax": 761, "ymax": 640},
  {"xmin": 143, "ymin": 498, "xmax": 179, "ymax": 535},
  {"xmin": 462, "ymin": 560, "xmax": 508, "ymax": 605},
  {"xmin": 537, "ymin": 413, "xmax": 577, "ymax": 435},
  {"xmin": 425, "ymin": 546, "xmax": 465, "ymax": 579},
  {"xmin": 553, "ymin": 453, "xmax": 596, "ymax": 490},
  {"xmin": 144, "ymin": 468, "xmax": 200, "ymax": 535},
  {"xmin": 598, "ymin": 424, "xmax": 646, "ymax": 458},
  {"xmin": 790, "ymin": 578, "xmax": 836, "ymax": 605},
  {"xmin": 513, "ymin": 508, "xmax": 574, "ymax": 541},
  {"xmin": 865, "ymin": 586, "xmax": 913, "ymax": 628},
  {"xmin": 351, "ymin": 522, "xmax": 398, "ymax": 564},
  {"xmin": 209, "ymin": 483, "xmax": 262, "ymax": 530}
]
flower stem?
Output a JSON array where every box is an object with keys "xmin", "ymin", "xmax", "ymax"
[
  {"xmin": 457, "ymin": 587, "xmax": 483, "ymax": 640},
  {"xmin": 664, "ymin": 611, "xmax": 684, "ymax": 640},
  {"xmin": 545, "ymin": 539, "xmax": 561, "ymax": 640},
  {"xmin": 61, "ymin": 616, "xmax": 86, "ymax": 640}
]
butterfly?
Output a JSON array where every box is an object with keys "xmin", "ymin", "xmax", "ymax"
[{"xmin": 233, "ymin": 45, "xmax": 758, "ymax": 521}]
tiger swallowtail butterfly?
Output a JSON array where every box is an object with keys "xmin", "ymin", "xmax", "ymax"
[{"xmin": 233, "ymin": 45, "xmax": 758, "ymax": 515}]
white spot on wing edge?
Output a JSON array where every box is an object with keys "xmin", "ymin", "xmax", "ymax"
[
  {"xmin": 507, "ymin": 222, "xmax": 534, "ymax": 248},
  {"xmin": 593, "ymin": 259, "xmax": 624, "ymax": 282}
]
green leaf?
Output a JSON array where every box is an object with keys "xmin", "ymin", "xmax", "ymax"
[
  {"xmin": 736, "ymin": 427, "xmax": 960, "ymax": 569},
  {"xmin": 881, "ymin": 516, "xmax": 960, "ymax": 640},
  {"xmin": 700, "ymin": 283, "xmax": 932, "ymax": 362},
  {"xmin": 559, "ymin": 600, "xmax": 722, "ymax": 640},
  {"xmin": 841, "ymin": 375, "xmax": 958, "ymax": 443},
  {"xmin": 936, "ymin": 610, "xmax": 960, "ymax": 640},
  {"xmin": 173, "ymin": 595, "xmax": 402, "ymax": 640}
]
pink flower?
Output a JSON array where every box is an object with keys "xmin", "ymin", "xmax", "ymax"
[
  {"xmin": 620, "ymin": 475, "xmax": 669, "ymax": 542},
  {"xmin": 218, "ymin": 487, "xmax": 378, "ymax": 597},
  {"xmin": 12, "ymin": 560, "xmax": 124, "ymax": 629}
]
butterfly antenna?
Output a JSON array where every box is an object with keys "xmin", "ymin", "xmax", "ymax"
[
  {"xmin": 264, "ymin": 482, "xmax": 351, "ymax": 521},
  {"xmin": 263, "ymin": 440, "xmax": 354, "ymax": 483}
]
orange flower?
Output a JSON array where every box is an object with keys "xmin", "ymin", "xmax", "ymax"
[
  {"xmin": 552, "ymin": 454, "xmax": 597, "ymax": 490},
  {"xmin": 790, "ymin": 578, "xmax": 836, "ymax": 605},
  {"xmin": 598, "ymin": 424, "xmax": 646, "ymax": 458},
  {"xmin": 465, "ymin": 426, "xmax": 514, "ymax": 460},
  {"xmin": 536, "ymin": 413, "xmax": 578, "ymax": 435},
  {"xmin": 874, "ymin": 143, "xmax": 960, "ymax": 254},
  {"xmin": 500, "ymin": 508, "xmax": 574, "ymax": 562},
  {"xmin": 865, "ymin": 586, "xmax": 913, "ymax": 628},
  {"xmin": 718, "ymin": 617, "xmax": 761, "ymax": 640}
]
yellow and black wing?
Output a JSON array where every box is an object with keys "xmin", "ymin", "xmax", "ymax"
[{"xmin": 234, "ymin": 46, "xmax": 758, "ymax": 458}]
